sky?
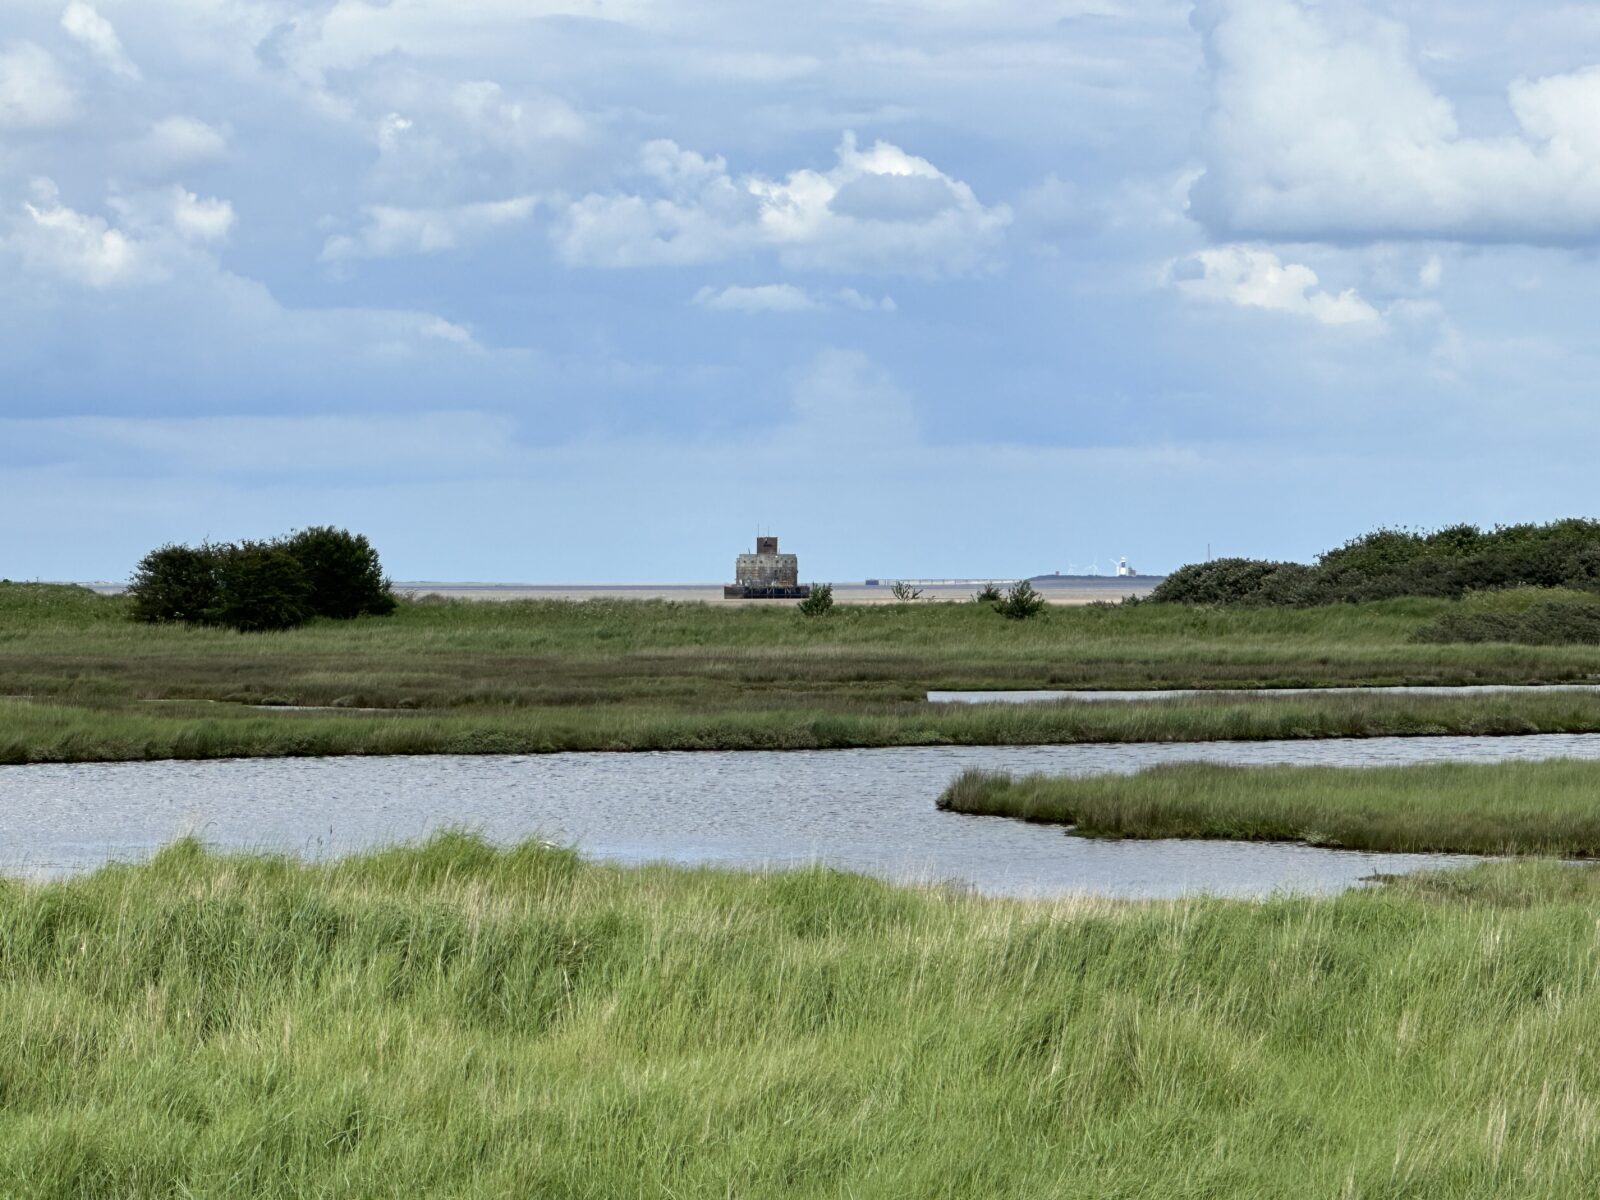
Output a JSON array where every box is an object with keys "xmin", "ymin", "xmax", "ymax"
[{"xmin": 4, "ymin": 0, "xmax": 1600, "ymax": 583}]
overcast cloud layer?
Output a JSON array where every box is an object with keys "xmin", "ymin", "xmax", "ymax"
[{"xmin": 2, "ymin": 0, "xmax": 1598, "ymax": 582}]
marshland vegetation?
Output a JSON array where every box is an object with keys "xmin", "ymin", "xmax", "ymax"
[
  {"xmin": 8, "ymin": 582, "xmax": 1600, "ymax": 762},
  {"xmin": 7, "ymin": 834, "xmax": 1600, "ymax": 1197},
  {"xmin": 939, "ymin": 758, "xmax": 1600, "ymax": 856}
]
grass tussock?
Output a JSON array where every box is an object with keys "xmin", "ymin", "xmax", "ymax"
[
  {"xmin": 939, "ymin": 758, "xmax": 1600, "ymax": 856},
  {"xmin": 5, "ymin": 835, "xmax": 1600, "ymax": 1195}
]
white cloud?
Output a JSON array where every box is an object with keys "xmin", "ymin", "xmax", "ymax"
[
  {"xmin": 836, "ymin": 288, "xmax": 897, "ymax": 312},
  {"xmin": 554, "ymin": 133, "xmax": 1010, "ymax": 277},
  {"xmin": 61, "ymin": 2, "xmax": 140, "ymax": 80},
  {"xmin": 133, "ymin": 117, "xmax": 229, "ymax": 175},
  {"xmin": 168, "ymin": 188, "xmax": 236, "ymax": 243},
  {"xmin": 692, "ymin": 284, "xmax": 898, "ymax": 314},
  {"xmin": 321, "ymin": 195, "xmax": 538, "ymax": 261},
  {"xmin": 9, "ymin": 180, "xmax": 237, "ymax": 288},
  {"xmin": 10, "ymin": 181, "xmax": 154, "ymax": 288},
  {"xmin": 0, "ymin": 43, "xmax": 77, "ymax": 130},
  {"xmin": 1191, "ymin": 0, "xmax": 1600, "ymax": 244},
  {"xmin": 1171, "ymin": 245, "xmax": 1381, "ymax": 326},
  {"xmin": 419, "ymin": 316, "xmax": 480, "ymax": 350},
  {"xmin": 356, "ymin": 73, "xmax": 592, "ymax": 197},
  {"xmin": 694, "ymin": 284, "xmax": 821, "ymax": 313}
]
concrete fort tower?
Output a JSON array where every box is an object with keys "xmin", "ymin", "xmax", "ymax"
[{"xmin": 725, "ymin": 535, "xmax": 811, "ymax": 599}]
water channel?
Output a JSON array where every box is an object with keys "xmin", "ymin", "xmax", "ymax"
[
  {"xmin": 8, "ymin": 732, "xmax": 1600, "ymax": 897},
  {"xmin": 928, "ymin": 684, "xmax": 1600, "ymax": 704}
]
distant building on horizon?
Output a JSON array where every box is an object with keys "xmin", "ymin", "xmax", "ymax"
[{"xmin": 725, "ymin": 536, "xmax": 811, "ymax": 599}]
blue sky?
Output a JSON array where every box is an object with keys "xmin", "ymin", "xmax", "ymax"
[{"xmin": 4, "ymin": 0, "xmax": 1600, "ymax": 582}]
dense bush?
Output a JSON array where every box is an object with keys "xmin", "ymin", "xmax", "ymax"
[
  {"xmin": 127, "ymin": 544, "xmax": 222, "ymax": 624},
  {"xmin": 128, "ymin": 527, "xmax": 396, "ymax": 633},
  {"xmin": 280, "ymin": 526, "xmax": 397, "ymax": 619},
  {"xmin": 1147, "ymin": 559, "xmax": 1305, "ymax": 606},
  {"xmin": 1151, "ymin": 520, "xmax": 1600, "ymax": 608},
  {"xmin": 211, "ymin": 541, "xmax": 313, "ymax": 633}
]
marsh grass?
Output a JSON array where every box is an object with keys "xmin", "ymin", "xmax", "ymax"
[
  {"xmin": 10, "ymin": 583, "xmax": 1600, "ymax": 762},
  {"xmin": 939, "ymin": 758, "xmax": 1600, "ymax": 855},
  {"xmin": 5, "ymin": 835, "xmax": 1600, "ymax": 1196}
]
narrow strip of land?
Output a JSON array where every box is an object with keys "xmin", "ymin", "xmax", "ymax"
[{"xmin": 939, "ymin": 758, "xmax": 1600, "ymax": 856}]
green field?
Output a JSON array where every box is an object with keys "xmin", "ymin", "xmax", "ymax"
[
  {"xmin": 940, "ymin": 759, "xmax": 1600, "ymax": 856},
  {"xmin": 7, "ymin": 583, "xmax": 1600, "ymax": 762},
  {"xmin": 3, "ymin": 835, "xmax": 1599, "ymax": 1198}
]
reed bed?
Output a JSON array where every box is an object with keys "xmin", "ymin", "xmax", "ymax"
[
  {"xmin": 2, "ymin": 835, "xmax": 1600, "ymax": 1196},
  {"xmin": 938, "ymin": 758, "xmax": 1600, "ymax": 855}
]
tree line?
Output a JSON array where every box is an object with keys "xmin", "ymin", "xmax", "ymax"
[
  {"xmin": 129, "ymin": 527, "xmax": 396, "ymax": 632},
  {"xmin": 1149, "ymin": 519, "xmax": 1600, "ymax": 606}
]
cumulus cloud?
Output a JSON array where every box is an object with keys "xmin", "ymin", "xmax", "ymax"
[
  {"xmin": 356, "ymin": 73, "xmax": 592, "ymax": 198},
  {"xmin": 9, "ymin": 181, "xmax": 154, "ymax": 288},
  {"xmin": 8, "ymin": 180, "xmax": 237, "ymax": 288},
  {"xmin": 1171, "ymin": 245, "xmax": 1381, "ymax": 326},
  {"xmin": 167, "ymin": 189, "xmax": 236, "ymax": 243},
  {"xmin": 0, "ymin": 43, "xmax": 77, "ymax": 130},
  {"xmin": 321, "ymin": 195, "xmax": 537, "ymax": 262},
  {"xmin": 132, "ymin": 117, "xmax": 229, "ymax": 175},
  {"xmin": 1191, "ymin": 0, "xmax": 1600, "ymax": 244},
  {"xmin": 61, "ymin": 3, "xmax": 140, "ymax": 80},
  {"xmin": 693, "ymin": 283, "xmax": 897, "ymax": 314},
  {"xmin": 554, "ymin": 133, "xmax": 1010, "ymax": 277}
]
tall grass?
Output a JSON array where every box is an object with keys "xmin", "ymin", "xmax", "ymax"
[
  {"xmin": 4, "ymin": 836, "xmax": 1600, "ymax": 1196},
  {"xmin": 939, "ymin": 758, "xmax": 1600, "ymax": 855}
]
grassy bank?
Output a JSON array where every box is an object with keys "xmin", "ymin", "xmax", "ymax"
[
  {"xmin": 4, "ymin": 836, "xmax": 1600, "ymax": 1196},
  {"xmin": 8, "ymin": 582, "xmax": 1600, "ymax": 762},
  {"xmin": 939, "ymin": 758, "xmax": 1600, "ymax": 855},
  {"xmin": 13, "ymin": 689, "xmax": 1600, "ymax": 764}
]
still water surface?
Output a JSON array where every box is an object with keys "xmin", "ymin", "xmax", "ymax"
[
  {"xmin": 929, "ymin": 684, "xmax": 1600, "ymax": 704},
  {"xmin": 7, "ymin": 733, "xmax": 1600, "ymax": 897}
]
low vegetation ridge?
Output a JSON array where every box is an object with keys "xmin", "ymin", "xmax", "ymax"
[
  {"xmin": 939, "ymin": 758, "xmax": 1600, "ymax": 856},
  {"xmin": 1151, "ymin": 518, "xmax": 1600, "ymax": 612},
  {"xmin": 5, "ymin": 833, "xmax": 1600, "ymax": 1196}
]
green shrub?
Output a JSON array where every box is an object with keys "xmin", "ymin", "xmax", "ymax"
[
  {"xmin": 973, "ymin": 583, "xmax": 1002, "ymax": 603},
  {"xmin": 127, "ymin": 528, "xmax": 396, "ymax": 633},
  {"xmin": 994, "ymin": 580, "xmax": 1046, "ymax": 620},
  {"xmin": 797, "ymin": 584, "xmax": 834, "ymax": 617},
  {"xmin": 127, "ymin": 544, "xmax": 222, "ymax": 624},
  {"xmin": 280, "ymin": 527, "xmax": 397, "ymax": 619},
  {"xmin": 1146, "ymin": 558, "xmax": 1304, "ymax": 605},
  {"xmin": 890, "ymin": 581, "xmax": 924, "ymax": 601},
  {"xmin": 211, "ymin": 542, "xmax": 313, "ymax": 633}
]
